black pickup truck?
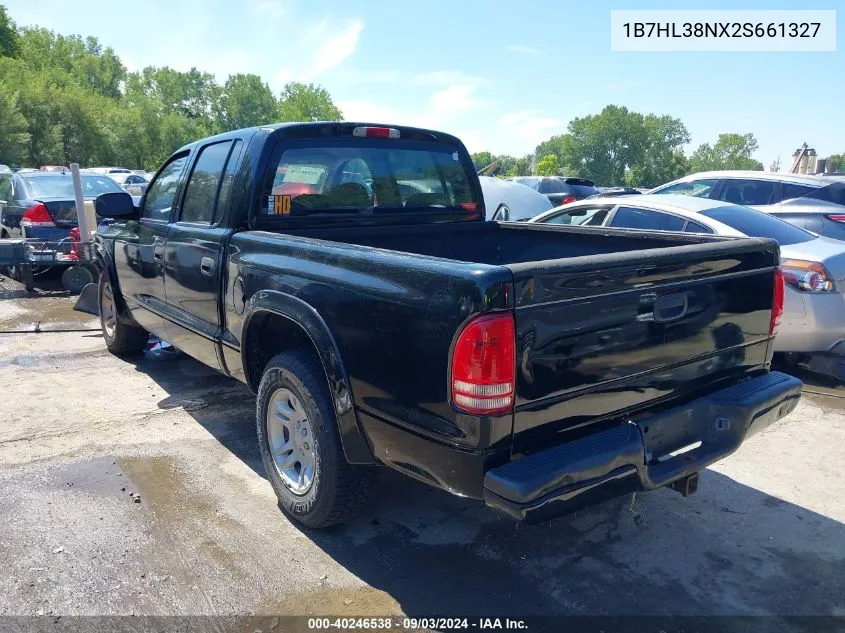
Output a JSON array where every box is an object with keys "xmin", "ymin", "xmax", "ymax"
[{"xmin": 82, "ymin": 122, "xmax": 801, "ymax": 528}]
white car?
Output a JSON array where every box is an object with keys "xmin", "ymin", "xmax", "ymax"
[
  {"xmin": 530, "ymin": 194, "xmax": 845, "ymax": 377},
  {"xmin": 478, "ymin": 176, "xmax": 552, "ymax": 221}
]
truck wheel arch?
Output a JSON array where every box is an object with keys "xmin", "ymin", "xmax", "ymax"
[{"xmin": 241, "ymin": 296, "xmax": 375, "ymax": 465}]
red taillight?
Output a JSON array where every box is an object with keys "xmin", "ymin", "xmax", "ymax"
[
  {"xmin": 827, "ymin": 215, "xmax": 845, "ymax": 224},
  {"xmin": 451, "ymin": 313, "xmax": 515, "ymax": 416},
  {"xmin": 770, "ymin": 267, "xmax": 784, "ymax": 336},
  {"xmin": 459, "ymin": 202, "xmax": 478, "ymax": 212},
  {"xmin": 561, "ymin": 195, "xmax": 577, "ymax": 205},
  {"xmin": 21, "ymin": 203, "xmax": 55, "ymax": 228},
  {"xmin": 352, "ymin": 126, "xmax": 400, "ymax": 139},
  {"xmin": 69, "ymin": 226, "xmax": 82, "ymax": 260}
]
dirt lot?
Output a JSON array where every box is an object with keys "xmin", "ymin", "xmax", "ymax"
[{"xmin": 1, "ymin": 275, "xmax": 844, "ymax": 623}]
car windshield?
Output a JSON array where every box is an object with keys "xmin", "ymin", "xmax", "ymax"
[
  {"xmin": 24, "ymin": 174, "xmax": 124, "ymax": 199},
  {"xmin": 700, "ymin": 205, "xmax": 815, "ymax": 246}
]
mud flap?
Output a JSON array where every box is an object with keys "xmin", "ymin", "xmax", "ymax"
[{"xmin": 73, "ymin": 282, "xmax": 99, "ymax": 316}]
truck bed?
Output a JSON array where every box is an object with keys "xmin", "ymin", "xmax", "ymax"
[{"xmin": 290, "ymin": 218, "xmax": 715, "ymax": 265}]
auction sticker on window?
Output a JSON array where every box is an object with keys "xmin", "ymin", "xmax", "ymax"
[
  {"xmin": 282, "ymin": 164, "xmax": 326, "ymax": 184},
  {"xmin": 611, "ymin": 10, "xmax": 836, "ymax": 51}
]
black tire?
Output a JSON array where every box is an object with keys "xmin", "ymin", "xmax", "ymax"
[
  {"xmin": 62, "ymin": 265, "xmax": 94, "ymax": 294},
  {"xmin": 99, "ymin": 269, "xmax": 148, "ymax": 355},
  {"xmin": 256, "ymin": 350, "xmax": 376, "ymax": 528}
]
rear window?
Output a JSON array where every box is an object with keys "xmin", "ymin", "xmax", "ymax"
[
  {"xmin": 23, "ymin": 174, "xmax": 123, "ymax": 199},
  {"xmin": 261, "ymin": 141, "xmax": 478, "ymax": 220},
  {"xmin": 700, "ymin": 205, "xmax": 815, "ymax": 245},
  {"xmin": 539, "ymin": 178, "xmax": 568, "ymax": 194},
  {"xmin": 569, "ymin": 184, "xmax": 599, "ymax": 198},
  {"xmin": 799, "ymin": 181, "xmax": 845, "ymax": 207}
]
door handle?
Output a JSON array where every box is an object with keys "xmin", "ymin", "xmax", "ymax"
[
  {"xmin": 200, "ymin": 257, "xmax": 215, "ymax": 276},
  {"xmin": 153, "ymin": 236, "xmax": 165, "ymax": 261}
]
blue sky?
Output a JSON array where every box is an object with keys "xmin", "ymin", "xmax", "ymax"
[{"xmin": 5, "ymin": 0, "xmax": 843, "ymax": 167}]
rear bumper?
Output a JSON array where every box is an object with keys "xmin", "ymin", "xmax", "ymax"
[
  {"xmin": 484, "ymin": 371, "xmax": 802, "ymax": 522},
  {"xmin": 777, "ymin": 288, "xmax": 845, "ymax": 353}
]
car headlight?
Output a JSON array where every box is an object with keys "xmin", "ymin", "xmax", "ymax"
[{"xmin": 781, "ymin": 259, "xmax": 836, "ymax": 293}]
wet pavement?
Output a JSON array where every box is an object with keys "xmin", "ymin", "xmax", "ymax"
[{"xmin": 0, "ymin": 274, "xmax": 843, "ymax": 623}]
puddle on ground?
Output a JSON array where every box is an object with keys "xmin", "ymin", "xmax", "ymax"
[{"xmin": 0, "ymin": 295, "xmax": 98, "ymax": 330}]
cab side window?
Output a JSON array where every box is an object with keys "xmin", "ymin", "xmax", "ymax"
[
  {"xmin": 142, "ymin": 154, "xmax": 188, "ymax": 222},
  {"xmin": 179, "ymin": 141, "xmax": 234, "ymax": 224}
]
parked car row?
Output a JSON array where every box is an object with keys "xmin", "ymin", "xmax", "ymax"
[{"xmin": 481, "ymin": 168, "xmax": 845, "ymax": 381}]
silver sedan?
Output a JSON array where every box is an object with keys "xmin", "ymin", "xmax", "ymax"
[{"xmin": 529, "ymin": 194, "xmax": 845, "ymax": 376}]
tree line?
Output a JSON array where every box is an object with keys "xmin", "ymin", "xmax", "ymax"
[
  {"xmin": 473, "ymin": 105, "xmax": 772, "ymax": 188},
  {"xmin": 0, "ymin": 5, "xmax": 342, "ymax": 169},
  {"xmin": 2, "ymin": 6, "xmax": 842, "ymax": 182}
]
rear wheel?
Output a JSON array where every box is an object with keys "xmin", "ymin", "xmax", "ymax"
[
  {"xmin": 99, "ymin": 270, "xmax": 148, "ymax": 355},
  {"xmin": 256, "ymin": 350, "xmax": 376, "ymax": 528}
]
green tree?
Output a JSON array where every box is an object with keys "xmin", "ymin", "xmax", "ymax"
[
  {"xmin": 0, "ymin": 4, "xmax": 19, "ymax": 58},
  {"xmin": 535, "ymin": 154, "xmax": 560, "ymax": 176},
  {"xmin": 625, "ymin": 114, "xmax": 690, "ymax": 187},
  {"xmin": 508, "ymin": 154, "xmax": 533, "ymax": 177},
  {"xmin": 471, "ymin": 151, "xmax": 494, "ymax": 171},
  {"xmin": 689, "ymin": 133, "xmax": 763, "ymax": 172},
  {"xmin": 17, "ymin": 28, "xmax": 125, "ymax": 98},
  {"xmin": 825, "ymin": 153, "xmax": 845, "ymax": 172},
  {"xmin": 535, "ymin": 106, "xmax": 689, "ymax": 187},
  {"xmin": 278, "ymin": 82, "xmax": 342, "ymax": 122},
  {"xmin": 0, "ymin": 87, "xmax": 29, "ymax": 164},
  {"xmin": 216, "ymin": 73, "xmax": 278, "ymax": 131}
]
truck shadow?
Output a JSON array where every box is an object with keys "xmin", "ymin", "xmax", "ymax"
[{"xmin": 135, "ymin": 349, "xmax": 845, "ymax": 618}]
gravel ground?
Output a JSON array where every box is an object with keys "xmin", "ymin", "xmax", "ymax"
[{"xmin": 0, "ymin": 275, "xmax": 843, "ymax": 625}]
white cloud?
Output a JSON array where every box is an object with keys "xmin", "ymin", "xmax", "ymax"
[
  {"xmin": 428, "ymin": 84, "xmax": 488, "ymax": 121},
  {"xmin": 254, "ymin": 0, "xmax": 288, "ymax": 18},
  {"xmin": 302, "ymin": 18, "xmax": 365, "ymax": 79},
  {"xmin": 340, "ymin": 69, "xmax": 403, "ymax": 84},
  {"xmin": 498, "ymin": 111, "xmax": 563, "ymax": 150},
  {"xmin": 335, "ymin": 100, "xmax": 412, "ymax": 125},
  {"xmin": 410, "ymin": 70, "xmax": 490, "ymax": 87},
  {"xmin": 507, "ymin": 44, "xmax": 541, "ymax": 54}
]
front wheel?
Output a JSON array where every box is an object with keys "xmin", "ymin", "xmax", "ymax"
[
  {"xmin": 256, "ymin": 350, "xmax": 376, "ymax": 528},
  {"xmin": 99, "ymin": 270, "xmax": 148, "ymax": 355}
]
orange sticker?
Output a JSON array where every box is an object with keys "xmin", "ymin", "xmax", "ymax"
[{"xmin": 273, "ymin": 195, "xmax": 291, "ymax": 215}]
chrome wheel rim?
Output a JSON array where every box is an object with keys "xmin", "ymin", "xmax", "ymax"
[
  {"xmin": 267, "ymin": 388, "xmax": 316, "ymax": 495},
  {"xmin": 101, "ymin": 281, "xmax": 116, "ymax": 339}
]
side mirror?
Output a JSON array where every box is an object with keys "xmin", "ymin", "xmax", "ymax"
[
  {"xmin": 493, "ymin": 203, "xmax": 510, "ymax": 221},
  {"xmin": 95, "ymin": 191, "xmax": 137, "ymax": 219}
]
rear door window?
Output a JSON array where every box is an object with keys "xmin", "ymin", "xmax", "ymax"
[
  {"xmin": 260, "ymin": 139, "xmax": 479, "ymax": 221},
  {"xmin": 718, "ymin": 179, "xmax": 777, "ymax": 206},
  {"xmin": 683, "ymin": 220, "xmax": 713, "ymax": 234},
  {"xmin": 609, "ymin": 206, "xmax": 686, "ymax": 231},
  {"xmin": 541, "ymin": 206, "xmax": 609, "ymax": 226},
  {"xmin": 654, "ymin": 179, "xmax": 718, "ymax": 198},
  {"xmin": 780, "ymin": 182, "xmax": 818, "ymax": 202},
  {"xmin": 179, "ymin": 140, "xmax": 233, "ymax": 224}
]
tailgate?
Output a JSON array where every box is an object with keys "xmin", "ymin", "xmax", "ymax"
[{"xmin": 509, "ymin": 237, "xmax": 779, "ymax": 452}]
